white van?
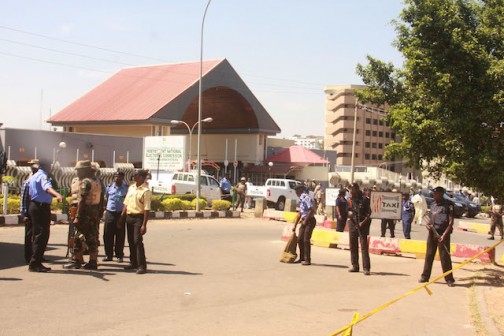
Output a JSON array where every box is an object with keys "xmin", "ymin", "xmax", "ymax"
[{"xmin": 149, "ymin": 172, "xmax": 222, "ymax": 205}]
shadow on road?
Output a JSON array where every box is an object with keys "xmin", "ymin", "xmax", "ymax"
[
  {"xmin": 0, "ymin": 241, "xmax": 26, "ymax": 271},
  {"xmin": 310, "ymin": 263, "xmax": 348, "ymax": 269},
  {"xmin": 371, "ymin": 271, "xmax": 410, "ymax": 277},
  {"xmin": 455, "ymin": 266, "xmax": 504, "ymax": 288}
]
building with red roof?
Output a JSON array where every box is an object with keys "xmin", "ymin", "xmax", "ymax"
[{"xmin": 48, "ymin": 59, "xmax": 280, "ymax": 168}]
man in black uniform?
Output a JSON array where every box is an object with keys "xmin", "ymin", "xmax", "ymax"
[
  {"xmin": 419, "ymin": 186, "xmax": 455, "ymax": 287},
  {"xmin": 347, "ymin": 183, "xmax": 372, "ymax": 275}
]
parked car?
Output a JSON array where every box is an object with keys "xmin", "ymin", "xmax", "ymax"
[
  {"xmin": 452, "ymin": 193, "xmax": 481, "ymax": 218},
  {"xmin": 148, "ymin": 172, "xmax": 222, "ymax": 205},
  {"xmin": 246, "ymin": 178, "xmax": 304, "ymax": 210},
  {"xmin": 421, "ymin": 190, "xmax": 465, "ymax": 218}
]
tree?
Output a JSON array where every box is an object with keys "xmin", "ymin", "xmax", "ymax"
[{"xmin": 356, "ymin": 0, "xmax": 504, "ymax": 197}]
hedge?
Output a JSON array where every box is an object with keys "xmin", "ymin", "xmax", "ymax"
[
  {"xmin": 211, "ymin": 200, "xmax": 231, "ymax": 211},
  {"xmin": 0, "ymin": 196, "xmax": 21, "ymax": 214}
]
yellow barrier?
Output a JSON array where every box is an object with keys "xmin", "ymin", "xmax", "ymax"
[
  {"xmin": 329, "ymin": 239, "xmax": 504, "ymax": 336},
  {"xmin": 283, "ymin": 211, "xmax": 298, "ymax": 223}
]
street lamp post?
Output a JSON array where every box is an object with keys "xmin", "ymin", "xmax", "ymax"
[
  {"xmin": 170, "ymin": 117, "xmax": 213, "ymax": 171},
  {"xmin": 268, "ymin": 161, "xmax": 273, "ymax": 179},
  {"xmin": 350, "ymin": 102, "xmax": 359, "ymax": 184},
  {"xmin": 350, "ymin": 101, "xmax": 387, "ymax": 184},
  {"xmin": 196, "ymin": 0, "xmax": 212, "ymax": 212},
  {"xmin": 156, "ymin": 150, "xmax": 162, "ymax": 180}
]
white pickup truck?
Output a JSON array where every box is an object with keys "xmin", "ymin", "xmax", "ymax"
[
  {"xmin": 246, "ymin": 178, "xmax": 304, "ymax": 211},
  {"xmin": 148, "ymin": 172, "xmax": 222, "ymax": 205}
]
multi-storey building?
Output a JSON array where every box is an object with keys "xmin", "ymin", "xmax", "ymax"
[
  {"xmin": 288, "ymin": 135, "xmax": 323, "ymax": 150},
  {"xmin": 324, "ymin": 84, "xmax": 397, "ymax": 169}
]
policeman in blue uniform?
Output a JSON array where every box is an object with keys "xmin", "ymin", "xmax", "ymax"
[
  {"xmin": 292, "ymin": 184, "xmax": 316, "ymax": 265},
  {"xmin": 347, "ymin": 183, "xmax": 372, "ymax": 275},
  {"xmin": 419, "ymin": 186, "xmax": 455, "ymax": 287},
  {"xmin": 103, "ymin": 171, "xmax": 129, "ymax": 262},
  {"xmin": 28, "ymin": 160, "xmax": 63, "ymax": 272}
]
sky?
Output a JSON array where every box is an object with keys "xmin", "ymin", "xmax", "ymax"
[{"xmin": 0, "ymin": 0, "xmax": 405, "ymax": 137}]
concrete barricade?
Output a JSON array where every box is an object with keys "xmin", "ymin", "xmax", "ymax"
[
  {"xmin": 283, "ymin": 225, "xmax": 496, "ymax": 263},
  {"xmin": 284, "ymin": 198, "xmax": 297, "ymax": 212},
  {"xmin": 369, "ymin": 237, "xmax": 401, "ymax": 255},
  {"xmin": 254, "ymin": 198, "xmax": 267, "ymax": 218}
]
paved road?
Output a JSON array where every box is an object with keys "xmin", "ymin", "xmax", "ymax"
[{"xmin": 0, "ymin": 216, "xmax": 483, "ymax": 336}]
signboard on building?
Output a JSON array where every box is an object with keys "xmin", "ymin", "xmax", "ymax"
[
  {"xmin": 143, "ymin": 136, "xmax": 186, "ymax": 172},
  {"xmin": 370, "ymin": 191, "xmax": 402, "ymax": 220}
]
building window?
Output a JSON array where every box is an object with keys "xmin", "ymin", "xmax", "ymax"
[
  {"xmin": 373, "ymin": 119, "xmax": 378, "ymax": 125},
  {"xmin": 391, "ymin": 133, "xmax": 396, "ymax": 139},
  {"xmin": 379, "ymin": 120, "xmax": 384, "ymax": 126},
  {"xmin": 378, "ymin": 154, "xmax": 383, "ymax": 160},
  {"xmin": 372, "ymin": 154, "xmax": 377, "ymax": 160},
  {"xmin": 365, "ymin": 154, "xmax": 370, "ymax": 160},
  {"xmin": 378, "ymin": 131, "xmax": 383, "ymax": 137},
  {"xmin": 372, "ymin": 143, "xmax": 377, "ymax": 148},
  {"xmin": 385, "ymin": 132, "xmax": 389, "ymax": 138},
  {"xmin": 372, "ymin": 131, "xmax": 377, "ymax": 136},
  {"xmin": 355, "ymin": 153, "xmax": 359, "ymax": 158},
  {"xmin": 366, "ymin": 118, "xmax": 371, "ymax": 124},
  {"xmin": 365, "ymin": 142, "xmax": 370, "ymax": 148},
  {"xmin": 365, "ymin": 130, "xmax": 371, "ymax": 136},
  {"xmin": 378, "ymin": 143, "xmax": 383, "ymax": 149}
]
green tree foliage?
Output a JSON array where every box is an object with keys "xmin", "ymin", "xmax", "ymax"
[{"xmin": 356, "ymin": 0, "xmax": 504, "ymax": 197}]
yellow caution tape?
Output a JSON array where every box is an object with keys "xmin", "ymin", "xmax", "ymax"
[{"xmin": 330, "ymin": 239, "xmax": 504, "ymax": 336}]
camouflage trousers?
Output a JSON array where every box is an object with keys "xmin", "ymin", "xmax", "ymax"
[{"xmin": 73, "ymin": 206, "xmax": 100, "ymax": 253}]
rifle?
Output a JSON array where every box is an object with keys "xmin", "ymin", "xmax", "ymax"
[{"xmin": 349, "ymin": 199, "xmax": 364, "ymax": 239}]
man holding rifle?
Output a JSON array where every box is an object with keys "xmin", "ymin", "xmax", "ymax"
[
  {"xmin": 347, "ymin": 183, "xmax": 372, "ymax": 275},
  {"xmin": 419, "ymin": 186, "xmax": 456, "ymax": 287}
]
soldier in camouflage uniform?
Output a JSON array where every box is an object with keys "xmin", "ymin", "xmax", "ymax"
[{"xmin": 64, "ymin": 160, "xmax": 103, "ymax": 270}]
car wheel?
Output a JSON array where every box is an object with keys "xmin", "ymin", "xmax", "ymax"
[{"xmin": 276, "ymin": 197, "xmax": 286, "ymax": 211}]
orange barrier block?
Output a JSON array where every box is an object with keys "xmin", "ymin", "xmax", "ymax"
[{"xmin": 369, "ymin": 237, "xmax": 401, "ymax": 255}]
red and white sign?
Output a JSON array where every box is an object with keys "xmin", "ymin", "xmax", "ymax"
[{"xmin": 370, "ymin": 191, "xmax": 402, "ymax": 220}]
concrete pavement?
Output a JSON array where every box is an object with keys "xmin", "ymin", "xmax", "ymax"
[{"xmin": 0, "ymin": 216, "xmax": 492, "ymax": 335}]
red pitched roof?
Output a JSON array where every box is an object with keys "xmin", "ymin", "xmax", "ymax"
[
  {"xmin": 265, "ymin": 146, "xmax": 329, "ymax": 164},
  {"xmin": 49, "ymin": 59, "xmax": 223, "ymax": 123}
]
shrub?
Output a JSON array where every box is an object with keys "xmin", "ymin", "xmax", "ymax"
[
  {"xmin": 150, "ymin": 195, "xmax": 165, "ymax": 212},
  {"xmin": 191, "ymin": 198, "xmax": 208, "ymax": 210},
  {"xmin": 51, "ymin": 196, "xmax": 73, "ymax": 212},
  {"xmin": 481, "ymin": 206, "xmax": 491, "ymax": 214},
  {"xmin": 162, "ymin": 198, "xmax": 183, "ymax": 211},
  {"xmin": 211, "ymin": 200, "xmax": 231, "ymax": 211},
  {"xmin": 181, "ymin": 200, "xmax": 192, "ymax": 211},
  {"xmin": 0, "ymin": 197, "xmax": 21, "ymax": 214}
]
